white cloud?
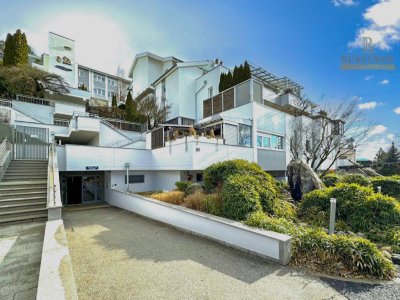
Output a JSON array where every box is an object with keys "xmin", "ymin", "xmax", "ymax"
[
  {"xmin": 394, "ymin": 107, "xmax": 400, "ymax": 114},
  {"xmin": 332, "ymin": 0, "xmax": 357, "ymax": 7},
  {"xmin": 380, "ymin": 79, "xmax": 389, "ymax": 85},
  {"xmin": 368, "ymin": 124, "xmax": 387, "ymax": 136},
  {"xmin": 388, "ymin": 133, "xmax": 395, "ymax": 141},
  {"xmin": 364, "ymin": 75, "xmax": 374, "ymax": 81},
  {"xmin": 358, "ymin": 138, "xmax": 390, "ymax": 160},
  {"xmin": 349, "ymin": 0, "xmax": 400, "ymax": 50},
  {"xmin": 358, "ymin": 101, "xmax": 378, "ymax": 110}
]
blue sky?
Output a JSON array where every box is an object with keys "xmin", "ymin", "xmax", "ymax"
[{"xmin": 0, "ymin": 0, "xmax": 399, "ymax": 159}]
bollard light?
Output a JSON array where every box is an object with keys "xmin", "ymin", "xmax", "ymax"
[
  {"xmin": 377, "ymin": 186, "xmax": 382, "ymax": 193},
  {"xmin": 329, "ymin": 198, "xmax": 337, "ymax": 235}
]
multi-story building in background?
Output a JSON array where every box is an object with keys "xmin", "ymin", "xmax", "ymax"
[{"xmin": 31, "ymin": 32, "xmax": 130, "ymax": 106}]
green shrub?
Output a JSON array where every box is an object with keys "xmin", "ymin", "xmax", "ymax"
[
  {"xmin": 300, "ymin": 183, "xmax": 400, "ymax": 232},
  {"xmin": 185, "ymin": 183, "xmax": 203, "ymax": 195},
  {"xmin": 202, "ymin": 194, "xmax": 222, "ymax": 216},
  {"xmin": 175, "ymin": 181, "xmax": 192, "ymax": 193},
  {"xmin": 273, "ymin": 199, "xmax": 297, "ymax": 220},
  {"xmin": 321, "ymin": 173, "xmax": 340, "ymax": 187},
  {"xmin": 221, "ymin": 174, "xmax": 262, "ymax": 221},
  {"xmin": 370, "ymin": 176, "xmax": 400, "ymax": 200},
  {"xmin": 203, "ymin": 159, "xmax": 277, "ymax": 192},
  {"xmin": 246, "ymin": 212, "xmax": 396, "ymax": 279},
  {"xmin": 340, "ymin": 174, "xmax": 370, "ymax": 186},
  {"xmin": 367, "ymin": 227, "xmax": 400, "ymax": 253}
]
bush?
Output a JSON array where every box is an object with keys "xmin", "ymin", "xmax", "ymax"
[
  {"xmin": 367, "ymin": 227, "xmax": 400, "ymax": 253},
  {"xmin": 175, "ymin": 181, "xmax": 192, "ymax": 193},
  {"xmin": 185, "ymin": 183, "xmax": 203, "ymax": 195},
  {"xmin": 370, "ymin": 176, "xmax": 400, "ymax": 199},
  {"xmin": 221, "ymin": 174, "xmax": 262, "ymax": 221},
  {"xmin": 151, "ymin": 191, "xmax": 185, "ymax": 205},
  {"xmin": 183, "ymin": 191, "xmax": 205, "ymax": 211},
  {"xmin": 202, "ymin": 194, "xmax": 222, "ymax": 216},
  {"xmin": 340, "ymin": 174, "xmax": 370, "ymax": 186},
  {"xmin": 321, "ymin": 173, "xmax": 340, "ymax": 187},
  {"xmin": 203, "ymin": 159, "xmax": 278, "ymax": 215},
  {"xmin": 300, "ymin": 183, "xmax": 400, "ymax": 232},
  {"xmin": 203, "ymin": 159, "xmax": 277, "ymax": 193},
  {"xmin": 273, "ymin": 199, "xmax": 297, "ymax": 220},
  {"xmin": 246, "ymin": 212, "xmax": 396, "ymax": 279}
]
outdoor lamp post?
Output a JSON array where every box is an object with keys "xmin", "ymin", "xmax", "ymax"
[
  {"xmin": 125, "ymin": 162, "xmax": 130, "ymax": 192},
  {"xmin": 329, "ymin": 198, "xmax": 337, "ymax": 235}
]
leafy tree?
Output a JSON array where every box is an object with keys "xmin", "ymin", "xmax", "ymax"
[
  {"xmin": 112, "ymin": 94, "xmax": 117, "ymax": 108},
  {"xmin": 3, "ymin": 30, "xmax": 29, "ymax": 66},
  {"xmin": 244, "ymin": 61, "xmax": 251, "ymax": 79},
  {"xmin": 218, "ymin": 72, "xmax": 226, "ymax": 92},
  {"xmin": 0, "ymin": 65, "xmax": 69, "ymax": 98},
  {"xmin": 136, "ymin": 94, "xmax": 171, "ymax": 129}
]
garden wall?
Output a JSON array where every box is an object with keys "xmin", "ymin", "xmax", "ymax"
[{"xmin": 105, "ymin": 188, "xmax": 292, "ymax": 265}]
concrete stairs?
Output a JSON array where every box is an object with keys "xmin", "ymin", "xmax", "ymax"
[{"xmin": 0, "ymin": 160, "xmax": 48, "ymax": 224}]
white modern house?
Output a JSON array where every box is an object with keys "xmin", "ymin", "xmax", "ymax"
[
  {"xmin": 31, "ymin": 32, "xmax": 130, "ymax": 106},
  {"xmin": 0, "ymin": 39, "xmax": 342, "ymax": 207}
]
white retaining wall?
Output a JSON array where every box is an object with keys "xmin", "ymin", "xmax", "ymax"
[{"xmin": 105, "ymin": 188, "xmax": 292, "ymax": 265}]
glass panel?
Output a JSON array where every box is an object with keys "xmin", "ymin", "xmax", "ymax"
[
  {"xmin": 263, "ymin": 136, "xmax": 270, "ymax": 148},
  {"xmin": 271, "ymin": 135, "xmax": 277, "ymax": 149},
  {"xmin": 253, "ymin": 81, "xmax": 263, "ymax": 103},
  {"xmin": 235, "ymin": 80, "xmax": 251, "ymax": 106},
  {"xmin": 257, "ymin": 106, "xmax": 286, "ymax": 134},
  {"xmin": 239, "ymin": 124, "xmax": 252, "ymax": 147},
  {"xmin": 257, "ymin": 136, "xmax": 262, "ymax": 147},
  {"xmin": 82, "ymin": 176, "xmax": 96, "ymax": 202}
]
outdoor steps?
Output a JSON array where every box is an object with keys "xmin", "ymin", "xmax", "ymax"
[{"xmin": 0, "ymin": 160, "xmax": 48, "ymax": 224}]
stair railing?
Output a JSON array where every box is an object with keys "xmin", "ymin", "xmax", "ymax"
[
  {"xmin": 0, "ymin": 138, "xmax": 12, "ymax": 181},
  {"xmin": 47, "ymin": 141, "xmax": 62, "ymax": 220}
]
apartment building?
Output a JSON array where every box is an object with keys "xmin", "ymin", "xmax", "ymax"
[
  {"xmin": 0, "ymin": 49, "xmax": 341, "ymax": 207},
  {"xmin": 31, "ymin": 32, "xmax": 130, "ymax": 106}
]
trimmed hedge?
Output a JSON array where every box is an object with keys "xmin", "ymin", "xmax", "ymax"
[
  {"xmin": 321, "ymin": 173, "xmax": 340, "ymax": 187},
  {"xmin": 371, "ymin": 176, "xmax": 400, "ymax": 200},
  {"xmin": 340, "ymin": 174, "xmax": 370, "ymax": 186},
  {"xmin": 300, "ymin": 183, "xmax": 400, "ymax": 232},
  {"xmin": 202, "ymin": 194, "xmax": 222, "ymax": 216},
  {"xmin": 246, "ymin": 211, "xmax": 396, "ymax": 279},
  {"xmin": 220, "ymin": 174, "xmax": 262, "ymax": 221}
]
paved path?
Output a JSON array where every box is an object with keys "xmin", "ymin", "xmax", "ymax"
[
  {"xmin": 0, "ymin": 221, "xmax": 45, "ymax": 300},
  {"xmin": 64, "ymin": 207, "xmax": 347, "ymax": 300}
]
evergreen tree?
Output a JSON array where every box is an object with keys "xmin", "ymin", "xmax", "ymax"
[
  {"xmin": 374, "ymin": 147, "xmax": 386, "ymax": 162},
  {"xmin": 112, "ymin": 94, "xmax": 117, "ymax": 108},
  {"xmin": 125, "ymin": 91, "xmax": 137, "ymax": 122},
  {"xmin": 244, "ymin": 61, "xmax": 251, "ymax": 80},
  {"xmin": 3, "ymin": 33, "xmax": 14, "ymax": 66},
  {"xmin": 385, "ymin": 142, "xmax": 400, "ymax": 162},
  {"xmin": 226, "ymin": 71, "xmax": 233, "ymax": 89},
  {"xmin": 232, "ymin": 66, "xmax": 239, "ymax": 85},
  {"xmin": 3, "ymin": 30, "xmax": 29, "ymax": 66},
  {"xmin": 218, "ymin": 72, "xmax": 226, "ymax": 92}
]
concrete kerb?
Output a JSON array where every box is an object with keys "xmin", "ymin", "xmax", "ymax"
[{"xmin": 36, "ymin": 219, "xmax": 78, "ymax": 300}]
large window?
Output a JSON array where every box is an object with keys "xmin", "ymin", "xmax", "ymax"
[
  {"xmin": 124, "ymin": 175, "xmax": 145, "ymax": 184},
  {"xmin": 94, "ymin": 74, "xmax": 105, "ymax": 83},
  {"xmin": 94, "ymin": 88, "xmax": 105, "ymax": 96},
  {"xmin": 239, "ymin": 124, "xmax": 252, "ymax": 147},
  {"xmin": 257, "ymin": 133, "xmax": 283, "ymax": 150}
]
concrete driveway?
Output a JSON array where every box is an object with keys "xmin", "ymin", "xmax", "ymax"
[{"xmin": 63, "ymin": 206, "xmax": 349, "ymax": 300}]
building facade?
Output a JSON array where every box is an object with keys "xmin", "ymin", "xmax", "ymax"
[{"xmin": 0, "ymin": 47, "xmax": 342, "ymax": 206}]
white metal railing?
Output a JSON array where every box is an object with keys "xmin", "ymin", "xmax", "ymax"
[
  {"xmin": 0, "ymin": 138, "xmax": 12, "ymax": 181},
  {"xmin": 0, "ymin": 99, "xmax": 12, "ymax": 107},
  {"xmin": 16, "ymin": 94, "xmax": 55, "ymax": 107},
  {"xmin": 47, "ymin": 142, "xmax": 62, "ymax": 209},
  {"xmin": 54, "ymin": 119, "xmax": 70, "ymax": 127}
]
